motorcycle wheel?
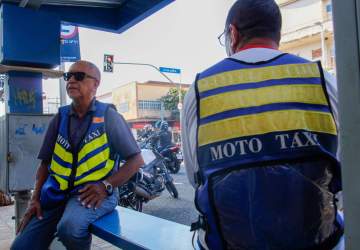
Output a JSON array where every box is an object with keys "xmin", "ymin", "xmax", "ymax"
[
  {"xmin": 168, "ymin": 154, "xmax": 181, "ymax": 174},
  {"xmin": 129, "ymin": 199, "xmax": 143, "ymax": 212},
  {"xmin": 165, "ymin": 181, "xmax": 179, "ymax": 199},
  {"xmin": 119, "ymin": 195, "xmax": 143, "ymax": 212}
]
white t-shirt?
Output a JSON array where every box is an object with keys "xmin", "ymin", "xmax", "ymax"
[{"xmin": 181, "ymin": 48, "xmax": 339, "ymax": 188}]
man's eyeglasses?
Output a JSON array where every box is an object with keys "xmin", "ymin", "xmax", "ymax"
[
  {"xmin": 218, "ymin": 30, "xmax": 227, "ymax": 47},
  {"xmin": 63, "ymin": 72, "xmax": 98, "ymax": 82}
]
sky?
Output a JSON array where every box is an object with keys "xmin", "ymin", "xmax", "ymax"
[{"xmin": 43, "ymin": 0, "xmax": 236, "ymax": 98}]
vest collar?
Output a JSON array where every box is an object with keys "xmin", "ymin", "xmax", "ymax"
[{"xmin": 69, "ymin": 98, "xmax": 97, "ymax": 116}]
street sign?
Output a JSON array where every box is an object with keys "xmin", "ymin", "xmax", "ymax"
[
  {"xmin": 159, "ymin": 67, "xmax": 181, "ymax": 74},
  {"xmin": 104, "ymin": 54, "xmax": 114, "ymax": 73},
  {"xmin": 60, "ymin": 24, "xmax": 81, "ymax": 62}
]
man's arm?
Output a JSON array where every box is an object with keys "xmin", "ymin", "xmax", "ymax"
[
  {"xmin": 105, "ymin": 108, "xmax": 145, "ymax": 185},
  {"xmin": 181, "ymin": 84, "xmax": 198, "ymax": 188},
  {"xmin": 16, "ymin": 161, "xmax": 49, "ymax": 234},
  {"xmin": 79, "ymin": 108, "xmax": 144, "ymax": 208},
  {"xmin": 31, "ymin": 161, "xmax": 49, "ymax": 201},
  {"xmin": 17, "ymin": 112, "xmax": 59, "ymax": 234},
  {"xmin": 323, "ymin": 71, "xmax": 339, "ymax": 128},
  {"xmin": 106, "ymin": 153, "xmax": 144, "ymax": 188}
]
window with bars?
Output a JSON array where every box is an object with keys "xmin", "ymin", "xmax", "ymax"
[{"xmin": 138, "ymin": 100, "xmax": 162, "ymax": 110}]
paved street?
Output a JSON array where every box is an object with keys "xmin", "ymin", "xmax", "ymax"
[
  {"xmin": 143, "ymin": 165, "xmax": 197, "ymax": 226},
  {"xmin": 0, "ymin": 164, "xmax": 197, "ymax": 249}
]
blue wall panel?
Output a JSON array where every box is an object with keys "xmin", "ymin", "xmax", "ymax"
[
  {"xmin": 8, "ymin": 72, "xmax": 43, "ymax": 114},
  {"xmin": 1, "ymin": 4, "xmax": 60, "ymax": 68}
]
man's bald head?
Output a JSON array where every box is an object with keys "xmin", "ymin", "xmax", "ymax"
[
  {"xmin": 70, "ymin": 60, "xmax": 101, "ymax": 83},
  {"xmin": 66, "ymin": 60, "xmax": 101, "ymax": 101}
]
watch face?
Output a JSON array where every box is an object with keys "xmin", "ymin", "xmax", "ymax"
[
  {"xmin": 106, "ymin": 183, "xmax": 113, "ymax": 194},
  {"xmin": 103, "ymin": 181, "xmax": 113, "ymax": 195}
]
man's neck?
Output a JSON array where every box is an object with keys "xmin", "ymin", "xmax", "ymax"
[
  {"xmin": 236, "ymin": 38, "xmax": 279, "ymax": 53},
  {"xmin": 72, "ymin": 98, "xmax": 94, "ymax": 118}
]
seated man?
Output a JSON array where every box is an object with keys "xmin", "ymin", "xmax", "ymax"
[{"xmin": 11, "ymin": 60, "xmax": 144, "ymax": 250}]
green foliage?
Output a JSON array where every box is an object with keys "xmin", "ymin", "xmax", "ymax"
[{"xmin": 160, "ymin": 87, "xmax": 187, "ymax": 111}]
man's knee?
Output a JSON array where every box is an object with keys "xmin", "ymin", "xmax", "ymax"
[{"xmin": 57, "ymin": 217, "xmax": 88, "ymax": 240}]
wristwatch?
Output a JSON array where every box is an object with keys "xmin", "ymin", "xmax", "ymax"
[{"xmin": 102, "ymin": 180, "xmax": 113, "ymax": 195}]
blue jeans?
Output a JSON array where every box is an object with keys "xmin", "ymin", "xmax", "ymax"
[{"xmin": 11, "ymin": 193, "xmax": 118, "ymax": 250}]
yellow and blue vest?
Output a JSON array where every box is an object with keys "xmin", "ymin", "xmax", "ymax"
[
  {"xmin": 194, "ymin": 54, "xmax": 342, "ymax": 250},
  {"xmin": 40, "ymin": 101, "xmax": 115, "ymax": 208}
]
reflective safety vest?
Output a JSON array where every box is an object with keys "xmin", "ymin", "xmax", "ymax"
[
  {"xmin": 193, "ymin": 53, "xmax": 343, "ymax": 250},
  {"xmin": 40, "ymin": 101, "xmax": 115, "ymax": 208}
]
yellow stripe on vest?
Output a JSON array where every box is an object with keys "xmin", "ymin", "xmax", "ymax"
[
  {"xmin": 74, "ymin": 159, "xmax": 114, "ymax": 187},
  {"xmin": 50, "ymin": 160, "xmax": 71, "ymax": 177},
  {"xmin": 78, "ymin": 133, "xmax": 108, "ymax": 162},
  {"xmin": 54, "ymin": 143, "xmax": 73, "ymax": 164},
  {"xmin": 52, "ymin": 174, "xmax": 68, "ymax": 191},
  {"xmin": 198, "ymin": 63, "xmax": 320, "ymax": 93},
  {"xmin": 198, "ymin": 110, "xmax": 337, "ymax": 146},
  {"xmin": 76, "ymin": 148, "xmax": 110, "ymax": 177},
  {"xmin": 200, "ymin": 84, "xmax": 328, "ymax": 118}
]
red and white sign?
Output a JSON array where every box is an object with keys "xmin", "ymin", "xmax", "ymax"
[{"xmin": 61, "ymin": 25, "xmax": 78, "ymax": 39}]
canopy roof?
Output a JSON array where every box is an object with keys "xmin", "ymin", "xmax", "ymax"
[{"xmin": 2, "ymin": 0, "xmax": 174, "ymax": 33}]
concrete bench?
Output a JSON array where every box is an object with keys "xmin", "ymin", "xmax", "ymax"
[{"xmin": 90, "ymin": 206, "xmax": 195, "ymax": 250}]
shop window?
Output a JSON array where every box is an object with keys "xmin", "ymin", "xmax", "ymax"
[{"xmin": 138, "ymin": 100, "xmax": 162, "ymax": 110}]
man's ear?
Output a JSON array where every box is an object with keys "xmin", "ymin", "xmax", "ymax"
[
  {"xmin": 229, "ymin": 24, "xmax": 240, "ymax": 51},
  {"xmin": 94, "ymin": 80, "xmax": 100, "ymax": 89}
]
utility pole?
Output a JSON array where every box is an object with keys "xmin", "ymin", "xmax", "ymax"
[
  {"xmin": 59, "ymin": 63, "xmax": 67, "ymax": 106},
  {"xmin": 315, "ymin": 21, "xmax": 327, "ymax": 69}
]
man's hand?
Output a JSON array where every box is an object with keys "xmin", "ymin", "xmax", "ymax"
[
  {"xmin": 78, "ymin": 183, "xmax": 107, "ymax": 209},
  {"xmin": 17, "ymin": 198, "xmax": 43, "ymax": 235}
]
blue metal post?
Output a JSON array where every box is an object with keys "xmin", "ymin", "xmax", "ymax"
[{"xmin": 332, "ymin": 0, "xmax": 360, "ymax": 248}]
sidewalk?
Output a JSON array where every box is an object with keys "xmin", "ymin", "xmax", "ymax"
[
  {"xmin": 0, "ymin": 204, "xmax": 117, "ymax": 250},
  {"xmin": 0, "ymin": 205, "xmax": 14, "ymax": 250}
]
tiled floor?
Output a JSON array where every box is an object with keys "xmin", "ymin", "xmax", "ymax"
[{"xmin": 0, "ymin": 205, "xmax": 119, "ymax": 250}]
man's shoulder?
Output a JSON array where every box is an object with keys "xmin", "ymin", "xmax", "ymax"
[
  {"xmin": 197, "ymin": 53, "xmax": 313, "ymax": 80},
  {"xmin": 197, "ymin": 58, "xmax": 230, "ymax": 79},
  {"xmin": 95, "ymin": 100, "xmax": 115, "ymax": 109},
  {"xmin": 279, "ymin": 52, "xmax": 314, "ymax": 64}
]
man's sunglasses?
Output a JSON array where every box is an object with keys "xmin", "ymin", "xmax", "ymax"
[{"xmin": 63, "ymin": 72, "xmax": 98, "ymax": 82}]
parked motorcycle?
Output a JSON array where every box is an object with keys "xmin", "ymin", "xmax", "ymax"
[
  {"xmin": 142, "ymin": 148, "xmax": 179, "ymax": 199},
  {"xmin": 137, "ymin": 133, "xmax": 183, "ymax": 174},
  {"xmin": 159, "ymin": 145, "xmax": 182, "ymax": 174},
  {"xmin": 118, "ymin": 147, "xmax": 179, "ymax": 212}
]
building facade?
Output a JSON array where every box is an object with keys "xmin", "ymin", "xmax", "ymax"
[
  {"xmin": 277, "ymin": 0, "xmax": 335, "ymax": 72},
  {"xmin": 97, "ymin": 81, "xmax": 189, "ymax": 140}
]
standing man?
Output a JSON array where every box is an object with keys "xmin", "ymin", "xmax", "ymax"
[
  {"xmin": 11, "ymin": 60, "xmax": 144, "ymax": 250},
  {"xmin": 181, "ymin": 1, "xmax": 343, "ymax": 249}
]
